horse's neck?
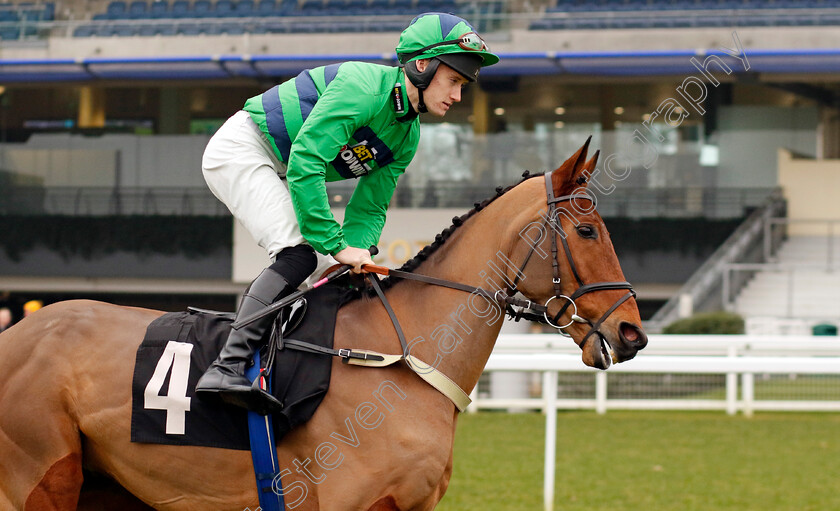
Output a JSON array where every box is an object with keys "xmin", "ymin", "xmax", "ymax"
[{"xmin": 386, "ymin": 215, "xmax": 510, "ymax": 394}]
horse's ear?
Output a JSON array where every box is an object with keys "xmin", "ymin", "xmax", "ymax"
[
  {"xmin": 551, "ymin": 136, "xmax": 591, "ymax": 196},
  {"xmin": 580, "ymin": 150, "xmax": 600, "ymax": 188}
]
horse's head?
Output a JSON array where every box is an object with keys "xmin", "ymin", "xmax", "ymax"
[{"xmin": 507, "ymin": 138, "xmax": 647, "ymax": 369}]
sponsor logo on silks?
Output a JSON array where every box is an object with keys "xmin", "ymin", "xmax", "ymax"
[
  {"xmin": 333, "ymin": 141, "xmax": 377, "ymax": 178},
  {"xmin": 392, "ymin": 82, "xmax": 405, "ymax": 115}
]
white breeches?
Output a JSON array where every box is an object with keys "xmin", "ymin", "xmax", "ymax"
[{"xmin": 202, "ymin": 110, "xmax": 335, "ymax": 279}]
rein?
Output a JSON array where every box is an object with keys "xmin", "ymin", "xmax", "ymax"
[
  {"xmin": 366, "ymin": 171, "xmax": 636, "ymax": 352},
  {"xmin": 365, "ymin": 171, "xmax": 636, "ymax": 356},
  {"xmin": 257, "ymin": 172, "xmax": 639, "ymax": 412}
]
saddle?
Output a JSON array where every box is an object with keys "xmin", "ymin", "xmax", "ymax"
[
  {"xmin": 131, "ymin": 270, "xmax": 474, "ymax": 451},
  {"xmin": 130, "ymin": 279, "xmax": 358, "ymax": 450}
]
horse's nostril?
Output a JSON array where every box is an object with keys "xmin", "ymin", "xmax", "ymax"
[
  {"xmin": 620, "ymin": 322, "xmax": 647, "ymax": 347},
  {"xmin": 620, "ymin": 322, "xmax": 639, "ymax": 341}
]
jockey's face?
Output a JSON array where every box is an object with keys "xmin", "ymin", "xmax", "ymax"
[{"xmin": 417, "ymin": 60, "xmax": 470, "ymax": 117}]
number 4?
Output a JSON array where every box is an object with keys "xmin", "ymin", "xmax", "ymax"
[{"xmin": 144, "ymin": 341, "xmax": 193, "ymax": 435}]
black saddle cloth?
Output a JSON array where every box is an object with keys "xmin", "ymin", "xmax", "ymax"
[{"xmin": 131, "ymin": 282, "xmax": 347, "ymax": 450}]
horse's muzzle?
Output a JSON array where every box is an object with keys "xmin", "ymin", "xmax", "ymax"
[
  {"xmin": 583, "ymin": 321, "xmax": 647, "ymax": 370},
  {"xmin": 614, "ymin": 321, "xmax": 648, "ymax": 361}
]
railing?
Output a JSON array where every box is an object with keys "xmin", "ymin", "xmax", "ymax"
[
  {"xmin": 478, "ymin": 334, "xmax": 840, "ymax": 415},
  {"xmin": 474, "ymin": 352, "xmax": 840, "ymax": 416},
  {"xmin": 720, "ymin": 218, "xmax": 840, "ymax": 318},
  {"xmin": 722, "ymin": 262, "xmax": 840, "ymax": 317},
  {"xmin": 0, "ymin": 186, "xmax": 231, "ymax": 216},
  {"xmin": 0, "ymin": 10, "xmax": 514, "ymax": 40},
  {"xmin": 491, "ymin": 333, "xmax": 840, "ymax": 356},
  {"xmin": 476, "ymin": 334, "xmax": 840, "ymax": 511},
  {"xmin": 4, "ymin": 5, "xmax": 840, "ymax": 42},
  {"xmin": 338, "ymin": 182, "xmax": 775, "ymax": 217},
  {"xmin": 534, "ymin": 6, "xmax": 840, "ymax": 31},
  {"xmin": 764, "ymin": 217, "xmax": 840, "ymax": 266},
  {"xmin": 647, "ymin": 189, "xmax": 786, "ymax": 332},
  {"xmin": 0, "ymin": 184, "xmax": 776, "ymax": 218}
]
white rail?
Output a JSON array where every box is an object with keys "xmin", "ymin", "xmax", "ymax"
[
  {"xmin": 473, "ymin": 338, "xmax": 840, "ymax": 511},
  {"xmin": 492, "ymin": 333, "xmax": 840, "ymax": 356}
]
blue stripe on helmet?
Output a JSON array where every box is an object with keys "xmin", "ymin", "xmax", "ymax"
[
  {"xmin": 261, "ymin": 85, "xmax": 291, "ymax": 162},
  {"xmin": 296, "ymin": 69, "xmax": 320, "ymax": 122},
  {"xmin": 324, "ymin": 63, "xmax": 342, "ymax": 86},
  {"xmin": 437, "ymin": 13, "xmax": 470, "ymax": 39}
]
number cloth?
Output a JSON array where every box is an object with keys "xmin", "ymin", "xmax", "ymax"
[{"xmin": 131, "ymin": 283, "xmax": 344, "ymax": 449}]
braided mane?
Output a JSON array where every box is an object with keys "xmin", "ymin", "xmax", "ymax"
[
  {"xmin": 398, "ymin": 170, "xmax": 540, "ymax": 273},
  {"xmin": 360, "ymin": 170, "xmax": 543, "ymax": 294}
]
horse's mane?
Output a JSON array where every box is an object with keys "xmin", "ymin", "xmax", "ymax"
[
  {"xmin": 344, "ymin": 170, "xmax": 543, "ymax": 299},
  {"xmin": 394, "ymin": 170, "xmax": 541, "ymax": 275}
]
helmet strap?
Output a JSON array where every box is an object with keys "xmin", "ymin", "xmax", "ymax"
[
  {"xmin": 417, "ymin": 89, "xmax": 428, "ymax": 114},
  {"xmin": 404, "ymin": 59, "xmax": 440, "ymax": 114},
  {"xmin": 404, "ymin": 59, "xmax": 439, "ymax": 90}
]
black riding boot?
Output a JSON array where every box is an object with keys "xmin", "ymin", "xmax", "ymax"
[{"xmin": 195, "ymin": 244, "xmax": 316, "ymax": 415}]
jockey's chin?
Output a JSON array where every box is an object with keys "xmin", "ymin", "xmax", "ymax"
[{"xmin": 426, "ymin": 101, "xmax": 453, "ymax": 117}]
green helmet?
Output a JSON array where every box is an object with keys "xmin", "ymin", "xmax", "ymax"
[{"xmin": 396, "ymin": 12, "xmax": 500, "ymax": 84}]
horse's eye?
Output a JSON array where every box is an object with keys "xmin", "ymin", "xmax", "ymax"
[{"xmin": 577, "ymin": 225, "xmax": 597, "ymax": 239}]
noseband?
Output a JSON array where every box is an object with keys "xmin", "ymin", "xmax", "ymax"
[
  {"xmin": 372, "ymin": 171, "xmax": 636, "ymax": 353},
  {"xmin": 503, "ymin": 171, "xmax": 636, "ymax": 350}
]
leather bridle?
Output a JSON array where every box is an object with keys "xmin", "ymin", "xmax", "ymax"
[
  {"xmin": 505, "ymin": 171, "xmax": 636, "ymax": 350},
  {"xmin": 372, "ymin": 171, "xmax": 636, "ymax": 354}
]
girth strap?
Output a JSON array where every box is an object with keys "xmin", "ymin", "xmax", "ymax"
[
  {"xmin": 344, "ymin": 350, "xmax": 472, "ymax": 412},
  {"xmin": 281, "ymin": 339, "xmax": 385, "ymax": 362}
]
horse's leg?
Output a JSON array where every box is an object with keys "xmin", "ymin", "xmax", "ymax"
[
  {"xmin": 0, "ymin": 304, "xmax": 105, "ymax": 511},
  {"xmin": 20, "ymin": 453, "xmax": 83, "ymax": 511},
  {"xmin": 77, "ymin": 471, "xmax": 155, "ymax": 511},
  {"xmin": 0, "ymin": 349, "xmax": 83, "ymax": 510}
]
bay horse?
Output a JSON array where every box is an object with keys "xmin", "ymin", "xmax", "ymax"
[{"xmin": 0, "ymin": 140, "xmax": 647, "ymax": 511}]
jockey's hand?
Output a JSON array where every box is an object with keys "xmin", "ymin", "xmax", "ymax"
[{"xmin": 334, "ymin": 246, "xmax": 375, "ymax": 274}]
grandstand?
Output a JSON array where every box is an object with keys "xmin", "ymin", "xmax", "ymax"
[
  {"xmin": 0, "ymin": 0, "xmax": 838, "ymax": 330},
  {"xmin": 1, "ymin": 0, "xmax": 840, "ymax": 41},
  {"xmin": 2, "ymin": 8, "xmax": 840, "ymax": 511}
]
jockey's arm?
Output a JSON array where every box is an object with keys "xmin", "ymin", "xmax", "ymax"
[
  {"xmin": 284, "ymin": 71, "xmax": 379, "ymax": 257},
  {"xmin": 342, "ymin": 156, "xmax": 406, "ymax": 250}
]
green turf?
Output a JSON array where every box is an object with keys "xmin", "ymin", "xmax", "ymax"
[{"xmin": 437, "ymin": 411, "xmax": 840, "ymax": 511}]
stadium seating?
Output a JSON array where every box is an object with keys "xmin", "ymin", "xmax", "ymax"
[
  {"xmin": 234, "ymin": 0, "xmax": 253, "ymax": 16},
  {"xmin": 170, "ymin": 0, "xmax": 189, "ymax": 17},
  {"xmin": 546, "ymin": 0, "xmax": 840, "ymax": 12},
  {"xmin": 532, "ymin": 0, "xmax": 840, "ymax": 30},
  {"xmin": 734, "ymin": 236, "xmax": 840, "ymax": 321},
  {"xmin": 67, "ymin": 0, "xmax": 474, "ymax": 37},
  {"xmin": 53, "ymin": 0, "xmax": 840, "ymax": 38},
  {"xmin": 0, "ymin": 1, "xmax": 54, "ymax": 39},
  {"xmin": 149, "ymin": 1, "xmax": 169, "ymax": 17},
  {"xmin": 213, "ymin": 0, "xmax": 234, "ymax": 16},
  {"xmin": 127, "ymin": 0, "xmax": 149, "ymax": 18}
]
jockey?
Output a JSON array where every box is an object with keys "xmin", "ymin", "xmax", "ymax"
[{"xmin": 196, "ymin": 12, "xmax": 500, "ymax": 415}]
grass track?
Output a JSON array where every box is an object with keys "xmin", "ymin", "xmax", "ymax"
[{"xmin": 437, "ymin": 411, "xmax": 840, "ymax": 511}]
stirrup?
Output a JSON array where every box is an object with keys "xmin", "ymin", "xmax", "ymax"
[{"xmin": 218, "ymin": 381, "xmax": 284, "ymax": 416}]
